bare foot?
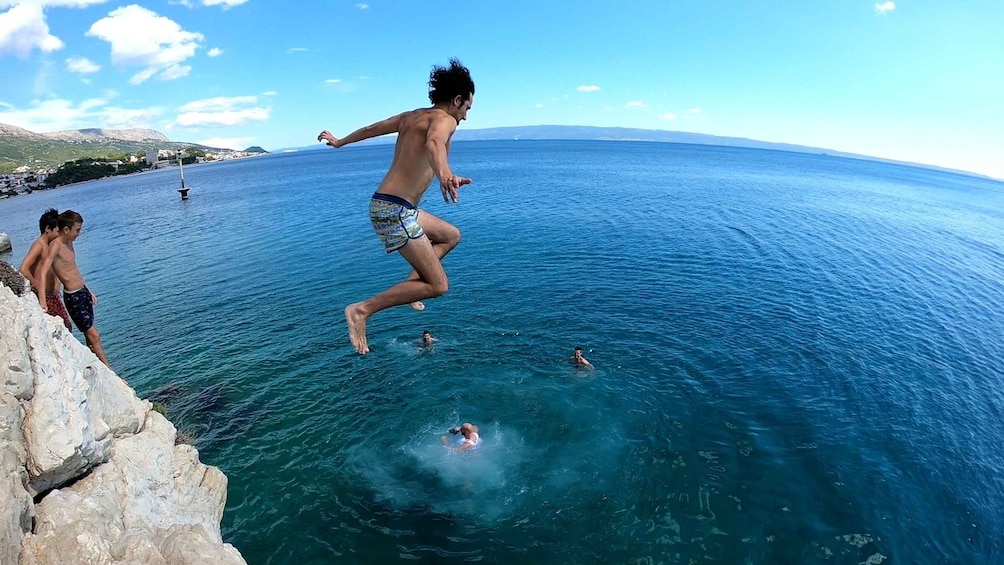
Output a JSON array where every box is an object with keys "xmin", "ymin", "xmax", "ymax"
[
  {"xmin": 410, "ymin": 301, "xmax": 426, "ymax": 311},
  {"xmin": 344, "ymin": 303, "xmax": 370, "ymax": 354}
]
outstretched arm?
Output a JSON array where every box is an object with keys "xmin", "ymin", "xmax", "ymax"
[
  {"xmin": 426, "ymin": 115, "xmax": 471, "ymax": 203},
  {"xmin": 318, "ymin": 114, "xmax": 403, "ymax": 148}
]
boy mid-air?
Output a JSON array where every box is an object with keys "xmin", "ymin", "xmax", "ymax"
[{"xmin": 318, "ymin": 59, "xmax": 475, "ymax": 354}]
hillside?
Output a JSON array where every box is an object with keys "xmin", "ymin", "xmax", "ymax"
[{"xmin": 0, "ymin": 123, "xmax": 219, "ymax": 173}]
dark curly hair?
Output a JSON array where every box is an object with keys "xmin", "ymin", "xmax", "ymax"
[
  {"xmin": 38, "ymin": 208, "xmax": 58, "ymax": 234},
  {"xmin": 428, "ymin": 58, "xmax": 475, "ymax": 105}
]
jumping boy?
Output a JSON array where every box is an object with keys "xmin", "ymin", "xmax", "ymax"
[
  {"xmin": 37, "ymin": 210, "xmax": 111, "ymax": 369},
  {"xmin": 318, "ymin": 59, "xmax": 475, "ymax": 354},
  {"xmin": 19, "ymin": 208, "xmax": 72, "ymax": 331}
]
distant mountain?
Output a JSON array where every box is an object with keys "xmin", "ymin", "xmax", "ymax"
[
  {"xmin": 289, "ymin": 124, "xmax": 992, "ymax": 181},
  {"xmin": 243, "ymin": 146, "xmax": 269, "ymax": 154},
  {"xmin": 41, "ymin": 128, "xmax": 169, "ymax": 143},
  {"xmin": 0, "ymin": 123, "xmax": 39, "ymax": 138},
  {"xmin": 0, "ymin": 123, "xmax": 221, "ymax": 173}
]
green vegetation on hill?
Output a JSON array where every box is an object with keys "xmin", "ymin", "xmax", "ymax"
[
  {"xmin": 0, "ymin": 137, "xmax": 218, "ymax": 174},
  {"xmin": 44, "ymin": 157, "xmax": 148, "ymax": 188}
]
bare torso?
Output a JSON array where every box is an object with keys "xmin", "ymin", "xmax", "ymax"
[
  {"xmin": 25, "ymin": 238, "xmax": 60, "ymax": 294},
  {"xmin": 377, "ymin": 108, "xmax": 454, "ymax": 205},
  {"xmin": 51, "ymin": 240, "xmax": 85, "ymax": 292}
]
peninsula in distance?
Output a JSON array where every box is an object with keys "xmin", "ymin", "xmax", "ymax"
[
  {"xmin": 1, "ymin": 122, "xmax": 996, "ymax": 182},
  {"xmin": 293, "ymin": 124, "xmax": 999, "ymax": 181}
]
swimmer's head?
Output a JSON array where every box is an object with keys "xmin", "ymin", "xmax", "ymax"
[{"xmin": 448, "ymin": 426, "xmax": 462, "ymax": 435}]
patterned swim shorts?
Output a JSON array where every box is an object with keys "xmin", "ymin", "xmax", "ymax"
[
  {"xmin": 63, "ymin": 285, "xmax": 94, "ymax": 333},
  {"xmin": 369, "ymin": 192, "xmax": 425, "ymax": 253}
]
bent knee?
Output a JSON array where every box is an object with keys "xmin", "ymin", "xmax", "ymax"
[
  {"xmin": 449, "ymin": 228, "xmax": 461, "ymax": 246},
  {"xmin": 429, "ymin": 278, "xmax": 449, "ymax": 297}
]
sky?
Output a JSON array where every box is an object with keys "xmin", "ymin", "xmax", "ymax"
[{"xmin": 0, "ymin": 1, "xmax": 1001, "ymax": 178}]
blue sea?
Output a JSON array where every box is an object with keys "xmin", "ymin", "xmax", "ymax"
[{"xmin": 1, "ymin": 140, "xmax": 1002, "ymax": 564}]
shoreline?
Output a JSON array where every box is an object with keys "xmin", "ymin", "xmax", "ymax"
[{"xmin": 1, "ymin": 154, "xmax": 266, "ymax": 196}]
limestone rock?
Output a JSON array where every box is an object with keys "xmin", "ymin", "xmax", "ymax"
[
  {"xmin": 0, "ymin": 261, "xmax": 26, "ymax": 296},
  {"xmin": 0, "ymin": 392, "xmax": 33, "ymax": 565},
  {"xmin": 21, "ymin": 411, "xmax": 245, "ymax": 565},
  {"xmin": 0, "ymin": 234, "xmax": 12, "ymax": 255},
  {"xmin": 0, "ymin": 270, "xmax": 246, "ymax": 565},
  {"xmin": 21, "ymin": 291, "xmax": 147, "ymax": 495},
  {"xmin": 1, "ymin": 285, "xmax": 33, "ymax": 400}
]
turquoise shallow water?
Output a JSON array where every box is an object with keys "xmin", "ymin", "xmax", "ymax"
[{"xmin": 1, "ymin": 140, "xmax": 1003, "ymax": 564}]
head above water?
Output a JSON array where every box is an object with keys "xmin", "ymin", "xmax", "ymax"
[
  {"xmin": 428, "ymin": 58, "xmax": 474, "ymax": 122},
  {"xmin": 574, "ymin": 346, "xmax": 583, "ymax": 357},
  {"xmin": 38, "ymin": 208, "xmax": 59, "ymax": 235}
]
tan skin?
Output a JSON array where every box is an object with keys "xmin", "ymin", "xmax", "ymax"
[
  {"xmin": 37, "ymin": 222, "xmax": 111, "ymax": 369},
  {"xmin": 318, "ymin": 93, "xmax": 473, "ymax": 354},
  {"xmin": 19, "ymin": 227, "xmax": 61, "ymax": 295},
  {"xmin": 572, "ymin": 349, "xmax": 593, "ymax": 368}
]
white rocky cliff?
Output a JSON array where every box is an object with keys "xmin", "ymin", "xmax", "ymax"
[{"xmin": 0, "ymin": 270, "xmax": 246, "ymax": 565}]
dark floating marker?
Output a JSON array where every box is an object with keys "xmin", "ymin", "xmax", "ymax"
[{"xmin": 177, "ymin": 150, "xmax": 190, "ymax": 200}]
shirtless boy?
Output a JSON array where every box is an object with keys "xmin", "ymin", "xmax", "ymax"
[
  {"xmin": 19, "ymin": 208, "xmax": 72, "ymax": 330},
  {"xmin": 37, "ymin": 210, "xmax": 111, "ymax": 368},
  {"xmin": 318, "ymin": 59, "xmax": 475, "ymax": 354}
]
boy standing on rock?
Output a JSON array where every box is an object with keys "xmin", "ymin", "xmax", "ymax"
[
  {"xmin": 19, "ymin": 208, "xmax": 72, "ymax": 331},
  {"xmin": 37, "ymin": 210, "xmax": 111, "ymax": 369}
]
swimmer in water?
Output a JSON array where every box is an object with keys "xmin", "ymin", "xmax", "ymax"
[
  {"xmin": 441, "ymin": 422, "xmax": 480, "ymax": 453},
  {"xmin": 421, "ymin": 330, "xmax": 437, "ymax": 345},
  {"xmin": 571, "ymin": 346, "xmax": 593, "ymax": 369}
]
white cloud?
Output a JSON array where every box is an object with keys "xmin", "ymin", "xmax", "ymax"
[
  {"xmin": 178, "ymin": 95, "xmax": 256, "ymax": 112},
  {"xmin": 0, "ymin": 96, "xmax": 162, "ymax": 132},
  {"xmin": 66, "ymin": 56, "xmax": 100, "ymax": 73},
  {"xmin": 659, "ymin": 112, "xmax": 676, "ymax": 120},
  {"xmin": 87, "ymin": 5, "xmax": 204, "ymax": 84},
  {"xmin": 0, "ymin": 1, "xmax": 108, "ymax": 7},
  {"xmin": 196, "ymin": 136, "xmax": 255, "ymax": 150},
  {"xmin": 207, "ymin": 47, "xmax": 222, "ymax": 57},
  {"xmin": 576, "ymin": 85, "xmax": 600, "ymax": 92},
  {"xmin": 203, "ymin": 0, "xmax": 248, "ymax": 8},
  {"xmin": 625, "ymin": 100, "xmax": 648, "ymax": 109},
  {"xmin": 354, "ymin": 3, "xmax": 368, "ymax": 9},
  {"xmin": 286, "ymin": 47, "xmax": 308, "ymax": 53},
  {"xmin": 170, "ymin": 95, "xmax": 270, "ymax": 127},
  {"xmin": 0, "ymin": 4, "xmax": 63, "ymax": 58},
  {"xmin": 875, "ymin": 2, "xmax": 895, "ymax": 14},
  {"xmin": 534, "ymin": 103, "xmax": 543, "ymax": 108},
  {"xmin": 157, "ymin": 63, "xmax": 190, "ymax": 81},
  {"xmin": 687, "ymin": 108, "xmax": 701, "ymax": 113},
  {"xmin": 260, "ymin": 90, "xmax": 277, "ymax": 96},
  {"xmin": 324, "ymin": 78, "xmax": 341, "ymax": 84}
]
